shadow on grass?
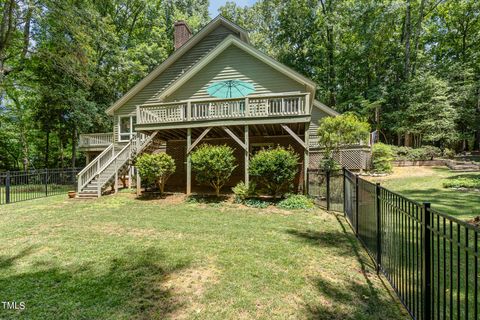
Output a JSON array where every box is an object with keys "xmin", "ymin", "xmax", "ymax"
[
  {"xmin": 186, "ymin": 194, "xmax": 230, "ymax": 204},
  {"xmin": 136, "ymin": 192, "xmax": 179, "ymax": 201},
  {"xmin": 0, "ymin": 246, "xmax": 37, "ymax": 269},
  {"xmin": 0, "ymin": 248, "xmax": 189, "ymax": 320},
  {"xmin": 287, "ymin": 214, "xmax": 405, "ymax": 319}
]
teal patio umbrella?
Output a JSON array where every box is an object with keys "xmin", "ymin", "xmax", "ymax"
[{"xmin": 207, "ymin": 80, "xmax": 255, "ymax": 98}]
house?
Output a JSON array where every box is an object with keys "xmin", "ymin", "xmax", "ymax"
[{"xmin": 77, "ymin": 16, "xmax": 368, "ymax": 198}]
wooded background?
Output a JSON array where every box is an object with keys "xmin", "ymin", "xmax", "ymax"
[{"xmin": 0, "ymin": 0, "xmax": 479, "ymax": 170}]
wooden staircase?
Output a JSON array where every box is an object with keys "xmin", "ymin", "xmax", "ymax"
[{"xmin": 76, "ymin": 132, "xmax": 158, "ymax": 198}]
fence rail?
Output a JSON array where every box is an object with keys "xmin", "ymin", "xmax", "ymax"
[
  {"xmin": 311, "ymin": 169, "xmax": 479, "ymax": 320},
  {"xmin": 0, "ymin": 168, "xmax": 81, "ymax": 205}
]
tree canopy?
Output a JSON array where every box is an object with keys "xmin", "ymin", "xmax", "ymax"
[{"xmin": 1, "ymin": 0, "xmax": 479, "ymax": 170}]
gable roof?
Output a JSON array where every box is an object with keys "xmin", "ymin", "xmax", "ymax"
[
  {"xmin": 158, "ymin": 35, "xmax": 317, "ymax": 101},
  {"xmin": 106, "ymin": 16, "xmax": 249, "ymax": 115},
  {"xmin": 313, "ymin": 99, "xmax": 340, "ymax": 116}
]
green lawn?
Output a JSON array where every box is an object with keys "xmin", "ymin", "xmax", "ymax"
[
  {"xmin": 0, "ymin": 192, "xmax": 407, "ymax": 320},
  {"xmin": 367, "ymin": 167, "xmax": 480, "ymax": 220}
]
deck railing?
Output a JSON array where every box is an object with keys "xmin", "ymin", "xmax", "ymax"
[
  {"xmin": 137, "ymin": 92, "xmax": 309, "ymax": 125},
  {"xmin": 79, "ymin": 133, "xmax": 113, "ymax": 148}
]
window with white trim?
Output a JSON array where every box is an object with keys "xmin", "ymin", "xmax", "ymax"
[{"xmin": 118, "ymin": 115, "xmax": 136, "ymax": 142}]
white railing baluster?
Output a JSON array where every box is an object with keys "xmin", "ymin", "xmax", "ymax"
[{"xmin": 136, "ymin": 93, "xmax": 309, "ymax": 124}]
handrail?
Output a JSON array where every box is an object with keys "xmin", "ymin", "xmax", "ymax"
[
  {"xmin": 140, "ymin": 91, "xmax": 308, "ymax": 107},
  {"xmin": 138, "ymin": 92, "xmax": 309, "ymax": 125},
  {"xmin": 79, "ymin": 133, "xmax": 113, "ymax": 147},
  {"xmin": 94, "ymin": 140, "xmax": 133, "ymax": 196},
  {"xmin": 96, "ymin": 141, "xmax": 131, "ymax": 179},
  {"xmin": 77, "ymin": 144, "xmax": 114, "ymax": 177},
  {"xmin": 77, "ymin": 144, "xmax": 116, "ymax": 192}
]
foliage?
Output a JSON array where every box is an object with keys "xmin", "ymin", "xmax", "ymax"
[
  {"xmin": 232, "ymin": 181, "xmax": 257, "ymax": 202},
  {"xmin": 220, "ymin": 0, "xmax": 480, "ymax": 153},
  {"xmin": 371, "ymin": 143, "xmax": 394, "ymax": 173},
  {"xmin": 243, "ymin": 198, "xmax": 271, "ymax": 208},
  {"xmin": 443, "ymin": 148, "xmax": 456, "ymax": 159},
  {"xmin": 191, "ymin": 144, "xmax": 237, "ymax": 197},
  {"xmin": 443, "ymin": 177, "xmax": 480, "ymax": 190},
  {"xmin": 317, "ymin": 113, "xmax": 370, "ymax": 170},
  {"xmin": 0, "ymin": 0, "xmax": 209, "ymax": 170},
  {"xmin": 392, "ymin": 146, "xmax": 441, "ymax": 161},
  {"xmin": 135, "ymin": 153, "xmax": 175, "ymax": 194},
  {"xmin": 277, "ymin": 194, "xmax": 314, "ymax": 210},
  {"xmin": 249, "ymin": 147, "xmax": 299, "ymax": 199}
]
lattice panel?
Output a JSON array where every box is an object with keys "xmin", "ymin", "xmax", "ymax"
[{"xmin": 309, "ymin": 148, "xmax": 371, "ymax": 170}]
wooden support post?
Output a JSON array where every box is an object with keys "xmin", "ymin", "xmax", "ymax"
[
  {"xmin": 187, "ymin": 128, "xmax": 192, "ymax": 195},
  {"xmin": 303, "ymin": 122, "xmax": 310, "ymax": 194},
  {"xmin": 136, "ymin": 167, "xmax": 141, "ymax": 196},
  {"xmin": 187, "ymin": 127, "xmax": 211, "ymax": 154},
  {"xmin": 128, "ymin": 166, "xmax": 132, "ymax": 189},
  {"xmin": 244, "ymin": 125, "xmax": 249, "ymax": 187},
  {"xmin": 281, "ymin": 124, "xmax": 307, "ymax": 150},
  {"xmin": 86, "ymin": 153, "xmax": 90, "ymax": 164},
  {"xmin": 114, "ymin": 159, "xmax": 118, "ymax": 194}
]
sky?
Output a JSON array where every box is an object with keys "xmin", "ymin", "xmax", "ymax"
[{"xmin": 208, "ymin": 0, "xmax": 258, "ymax": 17}]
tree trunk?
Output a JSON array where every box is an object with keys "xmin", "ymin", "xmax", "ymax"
[
  {"xmin": 403, "ymin": 0, "xmax": 412, "ymax": 80},
  {"xmin": 71, "ymin": 126, "xmax": 77, "ymax": 168},
  {"xmin": 45, "ymin": 129, "xmax": 50, "ymax": 168}
]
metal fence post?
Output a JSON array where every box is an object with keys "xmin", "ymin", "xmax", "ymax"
[
  {"xmin": 376, "ymin": 182, "xmax": 382, "ymax": 272},
  {"xmin": 326, "ymin": 170, "xmax": 331, "ymax": 211},
  {"xmin": 342, "ymin": 167, "xmax": 346, "ymax": 216},
  {"xmin": 355, "ymin": 174, "xmax": 359, "ymax": 235},
  {"xmin": 423, "ymin": 202, "xmax": 432, "ymax": 320},
  {"xmin": 45, "ymin": 168, "xmax": 48, "ymax": 196},
  {"xmin": 5, "ymin": 171, "xmax": 10, "ymax": 204}
]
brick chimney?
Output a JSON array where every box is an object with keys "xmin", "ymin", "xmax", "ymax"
[{"xmin": 174, "ymin": 21, "xmax": 192, "ymax": 50}]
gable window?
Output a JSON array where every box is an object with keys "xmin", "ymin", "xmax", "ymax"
[{"xmin": 119, "ymin": 116, "xmax": 136, "ymax": 142}]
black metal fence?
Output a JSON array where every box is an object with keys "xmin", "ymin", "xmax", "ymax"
[
  {"xmin": 0, "ymin": 168, "xmax": 81, "ymax": 205},
  {"xmin": 311, "ymin": 168, "xmax": 479, "ymax": 320},
  {"xmin": 307, "ymin": 169, "xmax": 344, "ymax": 212}
]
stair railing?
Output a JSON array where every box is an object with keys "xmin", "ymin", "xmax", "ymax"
[
  {"xmin": 95, "ymin": 140, "xmax": 133, "ymax": 197},
  {"xmin": 77, "ymin": 144, "xmax": 115, "ymax": 192}
]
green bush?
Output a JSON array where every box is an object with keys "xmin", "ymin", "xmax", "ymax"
[
  {"xmin": 249, "ymin": 146, "xmax": 299, "ymax": 199},
  {"xmin": 191, "ymin": 144, "xmax": 237, "ymax": 197},
  {"xmin": 443, "ymin": 148, "xmax": 456, "ymax": 159},
  {"xmin": 243, "ymin": 198, "xmax": 271, "ymax": 208},
  {"xmin": 232, "ymin": 181, "xmax": 257, "ymax": 202},
  {"xmin": 422, "ymin": 145, "xmax": 442, "ymax": 160},
  {"xmin": 443, "ymin": 177, "xmax": 480, "ymax": 189},
  {"xmin": 136, "ymin": 153, "xmax": 176, "ymax": 194},
  {"xmin": 392, "ymin": 145, "xmax": 441, "ymax": 161},
  {"xmin": 277, "ymin": 194, "xmax": 314, "ymax": 210},
  {"xmin": 372, "ymin": 143, "xmax": 394, "ymax": 173}
]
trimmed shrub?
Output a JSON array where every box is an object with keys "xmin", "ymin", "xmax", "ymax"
[
  {"xmin": 136, "ymin": 153, "xmax": 176, "ymax": 194},
  {"xmin": 277, "ymin": 194, "xmax": 314, "ymax": 210},
  {"xmin": 232, "ymin": 181, "xmax": 257, "ymax": 202},
  {"xmin": 191, "ymin": 144, "xmax": 237, "ymax": 197},
  {"xmin": 392, "ymin": 145, "xmax": 441, "ymax": 161},
  {"xmin": 372, "ymin": 143, "xmax": 394, "ymax": 173},
  {"xmin": 249, "ymin": 146, "xmax": 299, "ymax": 199}
]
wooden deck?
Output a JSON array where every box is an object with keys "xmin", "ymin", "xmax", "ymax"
[
  {"xmin": 78, "ymin": 133, "xmax": 113, "ymax": 150},
  {"xmin": 136, "ymin": 92, "xmax": 310, "ymax": 129}
]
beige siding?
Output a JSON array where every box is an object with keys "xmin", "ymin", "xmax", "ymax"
[
  {"xmin": 166, "ymin": 45, "xmax": 307, "ymax": 101},
  {"xmin": 308, "ymin": 106, "xmax": 331, "ymax": 146},
  {"xmin": 112, "ymin": 25, "xmax": 240, "ymax": 142}
]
